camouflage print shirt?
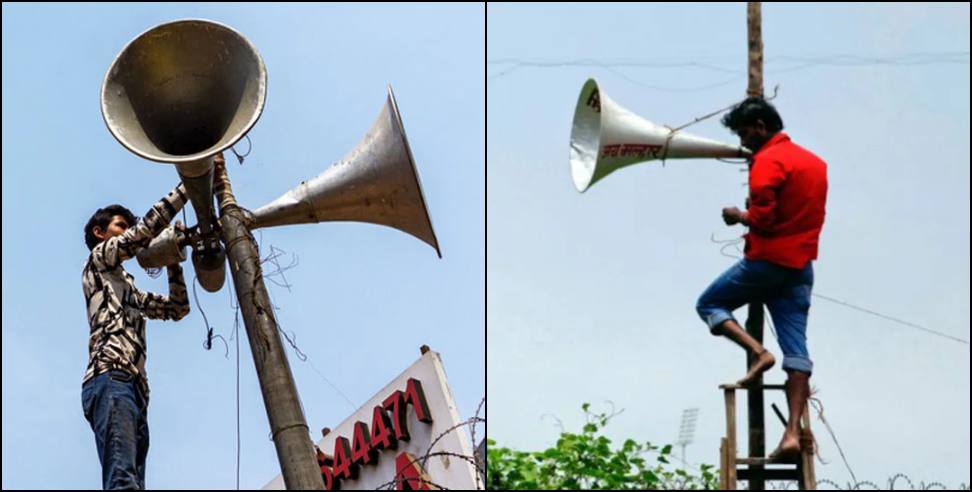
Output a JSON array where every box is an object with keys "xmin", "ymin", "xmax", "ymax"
[{"xmin": 82, "ymin": 183, "xmax": 191, "ymax": 403}]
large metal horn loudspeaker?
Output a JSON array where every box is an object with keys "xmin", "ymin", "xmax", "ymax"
[
  {"xmin": 101, "ymin": 18, "xmax": 267, "ymax": 291},
  {"xmin": 246, "ymin": 86, "xmax": 441, "ymax": 258}
]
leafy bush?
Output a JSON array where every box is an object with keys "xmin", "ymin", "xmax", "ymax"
[{"xmin": 486, "ymin": 403, "xmax": 717, "ymax": 490}]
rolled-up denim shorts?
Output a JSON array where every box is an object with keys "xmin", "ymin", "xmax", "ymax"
[{"xmin": 696, "ymin": 258, "xmax": 814, "ymax": 374}]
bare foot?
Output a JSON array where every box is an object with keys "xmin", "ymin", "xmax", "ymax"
[
  {"xmin": 769, "ymin": 432, "xmax": 801, "ymax": 461},
  {"xmin": 737, "ymin": 350, "xmax": 775, "ymax": 387}
]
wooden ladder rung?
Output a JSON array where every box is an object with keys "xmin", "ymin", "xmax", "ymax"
[
  {"xmin": 736, "ymin": 456, "xmax": 798, "ymax": 466},
  {"xmin": 737, "ymin": 467, "xmax": 802, "ymax": 482},
  {"xmin": 719, "ymin": 383, "xmax": 787, "ymax": 391}
]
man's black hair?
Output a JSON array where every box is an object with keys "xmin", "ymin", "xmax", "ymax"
[
  {"xmin": 84, "ymin": 204, "xmax": 137, "ymax": 251},
  {"xmin": 720, "ymin": 96, "xmax": 784, "ymax": 133}
]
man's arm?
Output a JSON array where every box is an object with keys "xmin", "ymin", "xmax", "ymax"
[
  {"xmin": 722, "ymin": 159, "xmax": 786, "ymax": 231},
  {"xmin": 135, "ymin": 263, "xmax": 191, "ymax": 321},
  {"xmin": 91, "ymin": 183, "xmax": 188, "ymax": 271},
  {"xmin": 744, "ymin": 158, "xmax": 786, "ymax": 233}
]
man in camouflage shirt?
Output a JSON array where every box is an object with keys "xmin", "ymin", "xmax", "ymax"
[{"xmin": 81, "ymin": 183, "xmax": 191, "ymax": 489}]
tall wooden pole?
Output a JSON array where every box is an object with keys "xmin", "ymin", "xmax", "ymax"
[
  {"xmin": 747, "ymin": 2, "xmax": 764, "ymax": 99},
  {"xmin": 746, "ymin": 2, "xmax": 766, "ymax": 491}
]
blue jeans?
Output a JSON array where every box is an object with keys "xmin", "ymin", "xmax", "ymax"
[
  {"xmin": 82, "ymin": 370, "xmax": 149, "ymax": 490},
  {"xmin": 696, "ymin": 259, "xmax": 815, "ymax": 374}
]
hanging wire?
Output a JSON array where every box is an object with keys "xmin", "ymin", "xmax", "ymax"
[
  {"xmin": 708, "ymin": 238, "xmax": 969, "ymax": 346},
  {"xmin": 808, "ymin": 392, "xmax": 858, "ymax": 485},
  {"xmin": 191, "ymin": 274, "xmax": 229, "ymax": 357},
  {"xmin": 487, "ymin": 51, "xmax": 970, "ymax": 87},
  {"xmin": 811, "ymin": 292, "xmax": 969, "ymax": 345},
  {"xmin": 753, "ymin": 310, "xmax": 859, "ymax": 485},
  {"xmin": 233, "ymin": 301, "xmax": 241, "ymax": 490},
  {"xmin": 717, "ymin": 157, "xmax": 751, "ymax": 165},
  {"xmin": 710, "ymin": 233, "xmax": 745, "ymax": 260},
  {"xmin": 261, "ymin": 273, "xmax": 358, "ymax": 410},
  {"xmin": 230, "ymin": 135, "xmax": 252, "ymax": 165},
  {"xmin": 261, "ymin": 245, "xmax": 298, "ymax": 292},
  {"xmin": 307, "ymin": 358, "xmax": 358, "ymax": 411},
  {"xmin": 254, "ymin": 243, "xmax": 359, "ymax": 411}
]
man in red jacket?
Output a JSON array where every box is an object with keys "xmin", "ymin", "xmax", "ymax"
[{"xmin": 696, "ymin": 97, "xmax": 827, "ymax": 460}]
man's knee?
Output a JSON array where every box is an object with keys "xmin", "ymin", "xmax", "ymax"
[
  {"xmin": 695, "ymin": 295, "xmax": 714, "ymax": 323},
  {"xmin": 696, "ymin": 302, "xmax": 717, "ymax": 335},
  {"xmin": 697, "ymin": 307, "xmax": 731, "ymax": 336},
  {"xmin": 782, "ymin": 356, "xmax": 813, "ymax": 375},
  {"xmin": 695, "ymin": 299, "xmax": 707, "ymax": 322}
]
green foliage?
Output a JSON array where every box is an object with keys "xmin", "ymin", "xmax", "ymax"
[{"xmin": 486, "ymin": 403, "xmax": 718, "ymax": 490}]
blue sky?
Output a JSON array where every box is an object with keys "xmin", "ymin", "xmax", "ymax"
[
  {"xmin": 2, "ymin": 3, "xmax": 483, "ymax": 489},
  {"xmin": 488, "ymin": 2, "xmax": 969, "ymax": 487}
]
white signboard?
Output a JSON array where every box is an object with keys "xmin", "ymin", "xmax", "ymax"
[{"xmin": 263, "ymin": 350, "xmax": 479, "ymax": 490}]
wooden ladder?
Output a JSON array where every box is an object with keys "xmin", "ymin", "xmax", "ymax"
[
  {"xmin": 718, "ymin": 382, "xmax": 816, "ymax": 490},
  {"xmin": 717, "ymin": 303, "xmax": 816, "ymax": 490}
]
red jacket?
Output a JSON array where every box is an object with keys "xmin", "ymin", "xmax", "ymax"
[{"xmin": 742, "ymin": 132, "xmax": 828, "ymax": 269}]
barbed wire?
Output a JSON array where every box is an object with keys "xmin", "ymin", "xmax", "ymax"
[
  {"xmin": 744, "ymin": 473, "xmax": 970, "ymax": 490},
  {"xmin": 470, "ymin": 396, "xmax": 486, "ymax": 490},
  {"xmin": 374, "ymin": 396, "xmax": 487, "ymax": 490}
]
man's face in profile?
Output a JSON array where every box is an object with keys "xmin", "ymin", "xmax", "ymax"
[{"xmin": 736, "ymin": 119, "xmax": 771, "ymax": 153}]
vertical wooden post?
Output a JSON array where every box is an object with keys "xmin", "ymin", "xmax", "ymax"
[
  {"xmin": 747, "ymin": 2, "xmax": 764, "ymax": 99},
  {"xmin": 720, "ymin": 438, "xmax": 728, "ymax": 490},
  {"xmin": 800, "ymin": 407, "xmax": 817, "ymax": 490},
  {"xmin": 745, "ymin": 303, "xmax": 766, "ymax": 489},
  {"xmin": 724, "ymin": 387, "xmax": 738, "ymax": 490},
  {"xmin": 746, "ymin": 2, "xmax": 766, "ymax": 490}
]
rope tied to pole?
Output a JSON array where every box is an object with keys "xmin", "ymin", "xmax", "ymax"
[{"xmin": 657, "ymin": 85, "xmax": 779, "ymax": 166}]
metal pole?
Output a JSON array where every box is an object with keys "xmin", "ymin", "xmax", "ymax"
[
  {"xmin": 213, "ymin": 160, "xmax": 325, "ymax": 490},
  {"xmin": 746, "ymin": 3, "xmax": 766, "ymax": 490}
]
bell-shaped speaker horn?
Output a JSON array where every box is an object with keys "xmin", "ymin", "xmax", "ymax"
[
  {"xmin": 248, "ymin": 86, "xmax": 441, "ymax": 258},
  {"xmin": 101, "ymin": 19, "xmax": 268, "ymax": 291},
  {"xmin": 570, "ymin": 78, "xmax": 751, "ymax": 192}
]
